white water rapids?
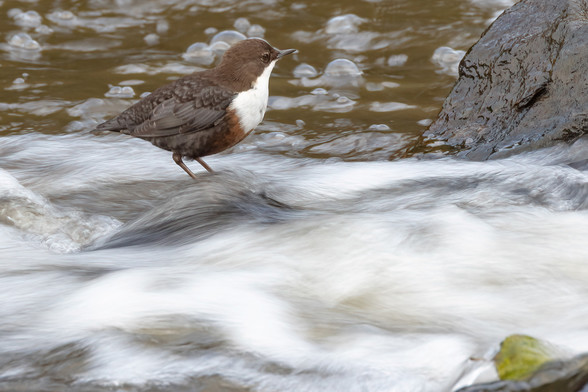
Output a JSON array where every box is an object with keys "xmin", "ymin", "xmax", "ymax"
[{"xmin": 0, "ymin": 133, "xmax": 587, "ymax": 391}]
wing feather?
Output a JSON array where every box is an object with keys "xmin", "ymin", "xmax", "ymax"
[
  {"xmin": 129, "ymin": 87, "xmax": 235, "ymax": 137},
  {"xmin": 94, "ymin": 76, "xmax": 236, "ymax": 138}
]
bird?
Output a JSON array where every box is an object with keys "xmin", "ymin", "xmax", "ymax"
[{"xmin": 93, "ymin": 38, "xmax": 296, "ymax": 179}]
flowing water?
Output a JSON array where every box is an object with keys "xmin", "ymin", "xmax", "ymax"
[{"xmin": 1, "ymin": 0, "xmax": 588, "ymax": 391}]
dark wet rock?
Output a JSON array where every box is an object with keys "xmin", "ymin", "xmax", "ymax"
[
  {"xmin": 422, "ymin": 0, "xmax": 588, "ymax": 160},
  {"xmin": 89, "ymin": 171, "xmax": 301, "ymax": 249}
]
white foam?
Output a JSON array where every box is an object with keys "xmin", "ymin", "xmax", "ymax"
[{"xmin": 1, "ymin": 138, "xmax": 587, "ymax": 390}]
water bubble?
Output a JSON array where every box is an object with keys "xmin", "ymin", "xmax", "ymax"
[
  {"xmin": 387, "ymin": 54, "xmax": 408, "ymax": 67},
  {"xmin": 119, "ymin": 79, "xmax": 144, "ymax": 86},
  {"xmin": 46, "ymin": 10, "xmax": 78, "ymax": 27},
  {"xmin": 13, "ymin": 10, "xmax": 42, "ymax": 28},
  {"xmin": 432, "ymin": 46, "xmax": 466, "ymax": 76},
  {"xmin": 52, "ymin": 10, "xmax": 75, "ymax": 20},
  {"xmin": 418, "ymin": 119, "xmax": 433, "ymax": 127},
  {"xmin": 144, "ymin": 33, "xmax": 159, "ymax": 46},
  {"xmin": 296, "ymin": 119, "xmax": 305, "ymax": 127},
  {"xmin": 322, "ymin": 14, "xmax": 381, "ymax": 53},
  {"xmin": 234, "ymin": 17, "xmax": 250, "ymax": 33},
  {"xmin": 309, "ymin": 132, "xmax": 404, "ymax": 157},
  {"xmin": 209, "ymin": 41, "xmax": 230, "ymax": 57},
  {"xmin": 368, "ymin": 124, "xmax": 391, "ymax": 131},
  {"xmin": 290, "ymin": 59, "xmax": 363, "ymax": 88},
  {"xmin": 210, "ymin": 30, "xmax": 246, "ymax": 46},
  {"xmin": 35, "ymin": 25, "xmax": 53, "ymax": 35},
  {"xmin": 204, "ymin": 27, "xmax": 218, "ymax": 35},
  {"xmin": 366, "ymin": 80, "xmax": 401, "ymax": 91},
  {"xmin": 114, "ymin": 64, "xmax": 147, "ymax": 74},
  {"xmin": 268, "ymin": 96, "xmax": 297, "ymax": 110},
  {"xmin": 182, "ymin": 42, "xmax": 215, "ymax": 65},
  {"xmin": 115, "ymin": 63, "xmax": 200, "ymax": 75},
  {"xmin": 324, "ymin": 59, "xmax": 362, "ymax": 77},
  {"xmin": 311, "ymin": 88, "xmax": 328, "ymax": 95},
  {"xmin": 247, "ymin": 24, "xmax": 265, "ymax": 38},
  {"xmin": 325, "ymin": 14, "xmax": 366, "ymax": 34},
  {"xmin": 366, "ymin": 82, "xmax": 384, "ymax": 92},
  {"xmin": 6, "ymin": 77, "xmax": 29, "ymax": 91},
  {"xmin": 269, "ymin": 94, "xmax": 327, "ymax": 110},
  {"xmin": 328, "ymin": 31, "xmax": 384, "ymax": 53},
  {"xmin": 370, "ymin": 102, "xmax": 416, "ymax": 112},
  {"xmin": 470, "ymin": 0, "xmax": 515, "ymax": 7},
  {"xmin": 382, "ymin": 81, "xmax": 400, "ymax": 88},
  {"xmin": 8, "ymin": 32, "xmax": 41, "ymax": 51},
  {"xmin": 105, "ymin": 86, "xmax": 135, "ymax": 98},
  {"xmin": 293, "ymin": 63, "xmax": 318, "ymax": 78},
  {"xmin": 7, "ymin": 8, "xmax": 23, "ymax": 18},
  {"xmin": 314, "ymin": 95, "xmax": 356, "ymax": 112},
  {"xmin": 156, "ymin": 20, "xmax": 169, "ymax": 34},
  {"xmin": 249, "ymin": 131, "xmax": 306, "ymax": 152}
]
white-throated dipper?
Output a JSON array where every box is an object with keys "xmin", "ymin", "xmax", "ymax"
[{"xmin": 93, "ymin": 38, "xmax": 296, "ymax": 179}]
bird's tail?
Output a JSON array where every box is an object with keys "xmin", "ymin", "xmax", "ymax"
[{"xmin": 92, "ymin": 117, "xmax": 123, "ymax": 133}]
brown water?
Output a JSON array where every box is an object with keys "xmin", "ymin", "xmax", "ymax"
[
  {"xmin": 3, "ymin": 1, "xmax": 588, "ymax": 392},
  {"xmin": 0, "ymin": 0, "xmax": 505, "ymax": 159}
]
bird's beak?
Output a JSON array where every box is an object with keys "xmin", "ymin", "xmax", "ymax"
[{"xmin": 276, "ymin": 48, "xmax": 297, "ymax": 59}]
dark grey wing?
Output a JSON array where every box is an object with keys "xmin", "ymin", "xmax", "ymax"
[{"xmin": 128, "ymin": 86, "xmax": 235, "ymax": 138}]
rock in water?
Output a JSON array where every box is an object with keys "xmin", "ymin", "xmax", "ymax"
[
  {"xmin": 493, "ymin": 335, "xmax": 567, "ymax": 381},
  {"xmin": 423, "ymin": 0, "xmax": 588, "ymax": 160},
  {"xmin": 458, "ymin": 335, "xmax": 588, "ymax": 392}
]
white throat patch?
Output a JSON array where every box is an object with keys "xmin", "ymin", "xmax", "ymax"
[{"xmin": 229, "ymin": 60, "xmax": 276, "ymax": 133}]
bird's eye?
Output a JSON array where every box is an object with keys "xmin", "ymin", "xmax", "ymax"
[{"xmin": 261, "ymin": 53, "xmax": 270, "ymax": 63}]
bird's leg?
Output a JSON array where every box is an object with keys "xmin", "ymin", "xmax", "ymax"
[
  {"xmin": 195, "ymin": 157, "xmax": 214, "ymax": 173},
  {"xmin": 172, "ymin": 152, "xmax": 198, "ymax": 179}
]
